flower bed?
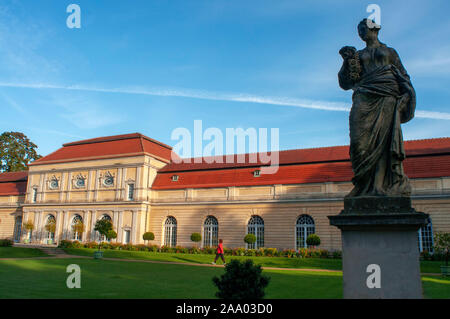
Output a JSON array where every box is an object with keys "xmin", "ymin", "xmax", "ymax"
[{"xmin": 58, "ymin": 240, "xmax": 341, "ymax": 259}]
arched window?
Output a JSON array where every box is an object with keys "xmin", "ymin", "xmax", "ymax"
[
  {"xmin": 164, "ymin": 216, "xmax": 177, "ymax": 247},
  {"xmin": 13, "ymin": 216, "xmax": 22, "ymax": 243},
  {"xmin": 97, "ymin": 214, "xmax": 112, "ymax": 242},
  {"xmin": 296, "ymin": 215, "xmax": 315, "ymax": 249},
  {"xmin": 71, "ymin": 214, "xmax": 83, "ymax": 241},
  {"xmin": 203, "ymin": 216, "xmax": 218, "ymax": 247},
  {"xmin": 418, "ymin": 217, "xmax": 434, "ymax": 253},
  {"xmin": 45, "ymin": 215, "xmax": 56, "ymax": 240},
  {"xmin": 247, "ymin": 215, "xmax": 264, "ymax": 249}
]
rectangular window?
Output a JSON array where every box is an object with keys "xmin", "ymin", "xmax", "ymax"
[
  {"xmin": 127, "ymin": 183, "xmax": 135, "ymax": 201},
  {"xmin": 32, "ymin": 188, "xmax": 37, "ymax": 203},
  {"xmin": 124, "ymin": 230, "xmax": 130, "ymax": 244}
]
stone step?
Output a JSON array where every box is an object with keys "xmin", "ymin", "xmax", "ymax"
[{"xmin": 13, "ymin": 243, "xmax": 66, "ymax": 255}]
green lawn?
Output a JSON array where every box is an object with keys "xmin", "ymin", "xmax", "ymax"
[
  {"xmin": 0, "ymin": 247, "xmax": 49, "ymax": 258},
  {"xmin": 64, "ymin": 248, "xmax": 444, "ymax": 273},
  {"xmin": 0, "ymin": 258, "xmax": 448, "ymax": 298}
]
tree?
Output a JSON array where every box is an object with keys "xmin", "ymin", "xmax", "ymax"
[
  {"xmin": 94, "ymin": 219, "xmax": 113, "ymax": 250},
  {"xmin": 45, "ymin": 219, "xmax": 56, "ymax": 234},
  {"xmin": 0, "ymin": 132, "xmax": 42, "ymax": 172},
  {"xmin": 23, "ymin": 220, "xmax": 34, "ymax": 242},
  {"xmin": 107, "ymin": 230, "xmax": 117, "ymax": 241},
  {"xmin": 143, "ymin": 232, "xmax": 155, "ymax": 244},
  {"xmin": 434, "ymin": 232, "xmax": 450, "ymax": 267},
  {"xmin": 306, "ymin": 234, "xmax": 321, "ymax": 248},
  {"xmin": 190, "ymin": 232, "xmax": 202, "ymax": 244},
  {"xmin": 244, "ymin": 234, "xmax": 256, "ymax": 246},
  {"xmin": 212, "ymin": 259, "xmax": 270, "ymax": 299}
]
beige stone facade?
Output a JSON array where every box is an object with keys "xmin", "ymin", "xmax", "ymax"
[{"xmin": 0, "ymin": 134, "xmax": 449, "ymax": 252}]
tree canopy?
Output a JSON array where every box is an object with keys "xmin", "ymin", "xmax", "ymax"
[{"xmin": 0, "ymin": 132, "xmax": 42, "ymax": 172}]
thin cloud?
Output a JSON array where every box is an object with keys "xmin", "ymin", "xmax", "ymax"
[{"xmin": 0, "ymin": 81, "xmax": 448, "ymax": 120}]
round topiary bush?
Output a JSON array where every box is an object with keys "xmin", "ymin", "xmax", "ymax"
[
  {"xmin": 306, "ymin": 234, "xmax": 321, "ymax": 247},
  {"xmin": 143, "ymin": 232, "xmax": 155, "ymax": 241},
  {"xmin": 190, "ymin": 232, "xmax": 202, "ymax": 242},
  {"xmin": 107, "ymin": 230, "xmax": 117, "ymax": 240},
  {"xmin": 244, "ymin": 234, "xmax": 256, "ymax": 245},
  {"xmin": 212, "ymin": 259, "xmax": 270, "ymax": 299}
]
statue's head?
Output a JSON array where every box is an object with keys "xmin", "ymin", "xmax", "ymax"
[{"xmin": 358, "ymin": 18, "xmax": 381, "ymax": 42}]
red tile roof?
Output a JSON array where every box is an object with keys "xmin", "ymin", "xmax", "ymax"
[
  {"xmin": 0, "ymin": 171, "xmax": 28, "ymax": 183},
  {"xmin": 0, "ymin": 171, "xmax": 28, "ymax": 196},
  {"xmin": 152, "ymin": 138, "xmax": 450, "ymax": 189},
  {"xmin": 30, "ymin": 133, "xmax": 177, "ymax": 165}
]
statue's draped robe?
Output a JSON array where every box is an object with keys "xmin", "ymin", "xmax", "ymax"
[{"xmin": 339, "ymin": 46, "xmax": 416, "ymax": 197}]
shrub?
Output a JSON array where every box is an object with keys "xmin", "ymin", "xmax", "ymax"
[
  {"xmin": 332, "ymin": 250, "xmax": 342, "ymax": 259},
  {"xmin": 109, "ymin": 243, "xmax": 122, "ymax": 250},
  {"xmin": 148, "ymin": 245, "xmax": 158, "ymax": 252},
  {"xmin": 232, "ymin": 248, "xmax": 246, "ymax": 256},
  {"xmin": 143, "ymin": 232, "xmax": 155, "ymax": 241},
  {"xmin": 264, "ymin": 248, "xmax": 277, "ymax": 257},
  {"xmin": 244, "ymin": 234, "xmax": 256, "ymax": 245},
  {"xmin": 202, "ymin": 247, "xmax": 215, "ymax": 255},
  {"xmin": 281, "ymin": 249, "xmax": 296, "ymax": 258},
  {"xmin": 58, "ymin": 240, "xmax": 73, "ymax": 248},
  {"xmin": 72, "ymin": 240, "xmax": 82, "ymax": 248},
  {"xmin": 212, "ymin": 259, "xmax": 270, "ymax": 299},
  {"xmin": 434, "ymin": 232, "xmax": 450, "ymax": 266},
  {"xmin": 306, "ymin": 234, "xmax": 321, "ymax": 247},
  {"xmin": 107, "ymin": 230, "xmax": 117, "ymax": 241},
  {"xmin": 84, "ymin": 241, "xmax": 98, "ymax": 249},
  {"xmin": 244, "ymin": 249, "xmax": 256, "ymax": 256},
  {"xmin": 0, "ymin": 239, "xmax": 13, "ymax": 247},
  {"xmin": 189, "ymin": 246, "xmax": 201, "ymax": 254},
  {"xmin": 190, "ymin": 233, "xmax": 202, "ymax": 243}
]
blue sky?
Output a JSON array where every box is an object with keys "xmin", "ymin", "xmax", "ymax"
[{"xmin": 0, "ymin": 0, "xmax": 449, "ymax": 157}]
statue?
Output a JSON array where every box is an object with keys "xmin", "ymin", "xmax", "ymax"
[{"xmin": 338, "ymin": 19, "xmax": 416, "ymax": 198}]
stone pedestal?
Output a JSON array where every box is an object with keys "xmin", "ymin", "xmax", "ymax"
[{"xmin": 328, "ymin": 196, "xmax": 429, "ymax": 299}]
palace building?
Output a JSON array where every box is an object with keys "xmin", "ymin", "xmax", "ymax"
[{"xmin": 0, "ymin": 133, "xmax": 449, "ymax": 252}]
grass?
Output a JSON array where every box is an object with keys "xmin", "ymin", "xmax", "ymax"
[
  {"xmin": 0, "ymin": 247, "xmax": 49, "ymax": 258},
  {"xmin": 64, "ymin": 248, "xmax": 444, "ymax": 273},
  {"xmin": 0, "ymin": 258, "xmax": 448, "ymax": 299},
  {"xmin": 65, "ymin": 248, "xmax": 343, "ymax": 270},
  {"xmin": 0, "ymin": 257, "xmax": 338, "ymax": 299}
]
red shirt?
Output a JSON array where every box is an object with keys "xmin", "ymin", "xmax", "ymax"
[{"xmin": 217, "ymin": 243, "xmax": 224, "ymax": 254}]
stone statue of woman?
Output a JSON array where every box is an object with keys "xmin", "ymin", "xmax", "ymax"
[{"xmin": 338, "ymin": 19, "xmax": 416, "ymax": 198}]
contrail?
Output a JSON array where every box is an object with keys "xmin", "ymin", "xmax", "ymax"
[{"xmin": 0, "ymin": 81, "xmax": 448, "ymax": 120}]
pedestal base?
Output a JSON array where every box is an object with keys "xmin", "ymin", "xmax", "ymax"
[{"xmin": 328, "ymin": 196, "xmax": 429, "ymax": 299}]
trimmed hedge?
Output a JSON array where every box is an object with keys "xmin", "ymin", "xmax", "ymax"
[
  {"xmin": 57, "ymin": 240, "xmax": 341, "ymax": 259},
  {"xmin": 190, "ymin": 233, "xmax": 202, "ymax": 242},
  {"xmin": 0, "ymin": 239, "xmax": 13, "ymax": 247},
  {"xmin": 420, "ymin": 250, "xmax": 448, "ymax": 261}
]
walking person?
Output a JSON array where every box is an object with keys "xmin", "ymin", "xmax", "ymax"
[{"xmin": 212, "ymin": 239, "xmax": 226, "ymax": 265}]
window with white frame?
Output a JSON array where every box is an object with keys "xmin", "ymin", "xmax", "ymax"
[
  {"xmin": 203, "ymin": 216, "xmax": 218, "ymax": 247},
  {"xmin": 127, "ymin": 183, "xmax": 135, "ymax": 201},
  {"xmin": 71, "ymin": 214, "xmax": 83, "ymax": 241},
  {"xmin": 418, "ymin": 218, "xmax": 434, "ymax": 253},
  {"xmin": 45, "ymin": 215, "xmax": 56, "ymax": 240},
  {"xmin": 164, "ymin": 216, "xmax": 177, "ymax": 247},
  {"xmin": 247, "ymin": 215, "xmax": 264, "ymax": 249},
  {"xmin": 296, "ymin": 215, "xmax": 315, "ymax": 249}
]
